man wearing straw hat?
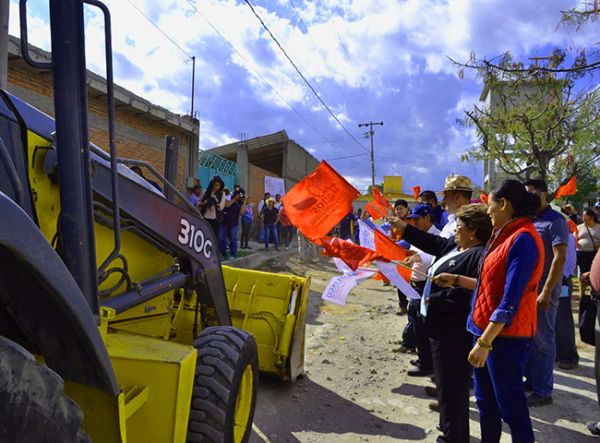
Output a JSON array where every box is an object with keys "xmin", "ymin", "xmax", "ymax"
[{"xmin": 438, "ymin": 174, "xmax": 474, "ymax": 239}]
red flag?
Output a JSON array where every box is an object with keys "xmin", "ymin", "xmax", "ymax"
[
  {"xmin": 554, "ymin": 176, "xmax": 577, "ymax": 200},
  {"xmin": 372, "ymin": 187, "xmax": 392, "ymax": 210},
  {"xmin": 480, "ymin": 193, "xmax": 489, "ymax": 205},
  {"xmin": 411, "ymin": 185, "xmax": 421, "ymax": 202},
  {"xmin": 282, "ymin": 161, "xmax": 359, "ymax": 240},
  {"xmin": 373, "ymin": 229, "xmax": 412, "ymax": 281},
  {"xmin": 317, "ymin": 237, "xmax": 383, "ymax": 271},
  {"xmin": 365, "ymin": 201, "xmax": 388, "ymax": 220}
]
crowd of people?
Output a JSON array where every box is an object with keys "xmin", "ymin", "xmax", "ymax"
[
  {"xmin": 188, "ymin": 176, "xmax": 297, "ymax": 260},
  {"xmin": 359, "ymin": 173, "xmax": 600, "ymax": 443}
]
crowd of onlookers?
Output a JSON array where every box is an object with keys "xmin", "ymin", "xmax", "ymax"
[
  {"xmin": 187, "ymin": 175, "xmax": 297, "ymax": 260},
  {"xmin": 360, "ymin": 174, "xmax": 600, "ymax": 443}
]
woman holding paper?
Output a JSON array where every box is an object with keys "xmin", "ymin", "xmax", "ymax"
[{"xmin": 391, "ymin": 204, "xmax": 492, "ymax": 443}]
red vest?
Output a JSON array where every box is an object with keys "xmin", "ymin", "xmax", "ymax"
[{"xmin": 473, "ymin": 217, "xmax": 544, "ymax": 338}]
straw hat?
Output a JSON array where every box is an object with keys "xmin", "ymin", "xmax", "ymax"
[{"xmin": 442, "ymin": 174, "xmax": 473, "ymax": 192}]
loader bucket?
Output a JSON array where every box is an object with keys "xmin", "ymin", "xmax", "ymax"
[{"xmin": 221, "ymin": 266, "xmax": 310, "ymax": 381}]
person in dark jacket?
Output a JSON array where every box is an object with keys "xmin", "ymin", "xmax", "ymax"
[
  {"xmin": 218, "ymin": 187, "xmax": 245, "ymax": 259},
  {"xmin": 392, "ymin": 204, "xmax": 493, "ymax": 443}
]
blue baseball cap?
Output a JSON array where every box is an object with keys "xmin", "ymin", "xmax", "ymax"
[{"xmin": 407, "ymin": 203, "xmax": 433, "ymax": 219}]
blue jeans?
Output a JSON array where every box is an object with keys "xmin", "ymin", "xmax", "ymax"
[
  {"xmin": 525, "ymin": 285, "xmax": 560, "ymax": 397},
  {"xmin": 264, "ymin": 224, "xmax": 279, "ymax": 249},
  {"xmin": 218, "ymin": 224, "xmax": 238, "ymax": 258},
  {"xmin": 474, "ymin": 336, "xmax": 533, "ymax": 443}
]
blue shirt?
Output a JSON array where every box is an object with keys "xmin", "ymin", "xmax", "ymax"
[
  {"xmin": 533, "ymin": 206, "xmax": 570, "ymax": 288},
  {"xmin": 467, "ymin": 232, "xmax": 539, "ymax": 336}
]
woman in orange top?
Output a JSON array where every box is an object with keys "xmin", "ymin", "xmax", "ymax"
[{"xmin": 436, "ymin": 180, "xmax": 544, "ymax": 443}]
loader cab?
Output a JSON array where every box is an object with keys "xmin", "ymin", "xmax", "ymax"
[{"xmin": 0, "ymin": 90, "xmax": 36, "ymax": 219}]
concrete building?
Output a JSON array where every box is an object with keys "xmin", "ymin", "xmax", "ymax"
[
  {"xmin": 5, "ymin": 36, "xmax": 199, "ymax": 190},
  {"xmin": 479, "ymin": 79, "xmax": 563, "ymax": 190},
  {"xmin": 204, "ymin": 130, "xmax": 320, "ymax": 202}
]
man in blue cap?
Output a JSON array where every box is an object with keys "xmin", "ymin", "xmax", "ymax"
[{"xmin": 403, "ymin": 203, "xmax": 440, "ymax": 376}]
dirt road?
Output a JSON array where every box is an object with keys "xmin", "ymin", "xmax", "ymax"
[{"xmin": 249, "ymin": 256, "xmax": 599, "ymax": 442}]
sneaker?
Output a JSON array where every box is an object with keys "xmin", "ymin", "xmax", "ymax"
[
  {"xmin": 285, "ymin": 246, "xmax": 290, "ymax": 251},
  {"xmin": 392, "ymin": 346, "xmax": 416, "ymax": 354},
  {"xmin": 527, "ymin": 393, "xmax": 553, "ymax": 407},
  {"xmin": 228, "ymin": 256, "xmax": 236, "ymax": 261},
  {"xmin": 407, "ymin": 368, "xmax": 433, "ymax": 377},
  {"xmin": 425, "ymin": 386, "xmax": 438, "ymax": 398},
  {"xmin": 410, "ymin": 359, "xmax": 420, "ymax": 367},
  {"xmin": 587, "ymin": 422, "xmax": 600, "ymax": 436},
  {"xmin": 396, "ymin": 307, "xmax": 408, "ymax": 316},
  {"xmin": 558, "ymin": 361, "xmax": 578, "ymax": 370},
  {"xmin": 428, "ymin": 401, "xmax": 440, "ymax": 412}
]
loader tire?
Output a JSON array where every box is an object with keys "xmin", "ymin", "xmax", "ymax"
[
  {"xmin": 0, "ymin": 336, "xmax": 90, "ymax": 443},
  {"xmin": 187, "ymin": 326, "xmax": 258, "ymax": 443}
]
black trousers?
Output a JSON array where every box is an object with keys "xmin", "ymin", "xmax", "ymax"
[
  {"xmin": 411, "ymin": 281, "xmax": 432, "ymax": 371},
  {"xmin": 555, "ymin": 277, "xmax": 579, "ymax": 364},
  {"xmin": 240, "ymin": 219, "xmax": 252, "ymax": 247},
  {"xmin": 403, "ymin": 299, "xmax": 418, "ymax": 349},
  {"xmin": 397, "ymin": 288, "xmax": 408, "ymax": 310},
  {"xmin": 431, "ymin": 332, "xmax": 473, "ymax": 443}
]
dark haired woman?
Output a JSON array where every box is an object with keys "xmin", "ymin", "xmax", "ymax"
[
  {"xmin": 578, "ymin": 208, "xmax": 600, "ymax": 296},
  {"xmin": 198, "ymin": 176, "xmax": 225, "ymax": 235},
  {"xmin": 435, "ymin": 180, "xmax": 544, "ymax": 443},
  {"xmin": 392, "ymin": 204, "xmax": 493, "ymax": 443}
]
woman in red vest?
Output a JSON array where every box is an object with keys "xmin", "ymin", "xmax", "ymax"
[{"xmin": 437, "ymin": 179, "xmax": 544, "ymax": 442}]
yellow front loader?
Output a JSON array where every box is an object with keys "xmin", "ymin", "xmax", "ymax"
[{"xmin": 0, "ymin": 1, "xmax": 309, "ymax": 442}]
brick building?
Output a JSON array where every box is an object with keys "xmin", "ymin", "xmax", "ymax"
[{"xmin": 6, "ymin": 36, "xmax": 199, "ymax": 190}]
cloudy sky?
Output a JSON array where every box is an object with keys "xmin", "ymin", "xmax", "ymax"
[{"xmin": 8, "ymin": 0, "xmax": 598, "ymax": 192}]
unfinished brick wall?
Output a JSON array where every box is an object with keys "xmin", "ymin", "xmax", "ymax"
[{"xmin": 7, "ymin": 62, "xmax": 193, "ymax": 190}]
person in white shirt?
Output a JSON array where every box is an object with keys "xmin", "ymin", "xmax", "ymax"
[
  {"xmin": 439, "ymin": 174, "xmax": 474, "ymax": 239},
  {"xmin": 577, "ymin": 208, "xmax": 600, "ymax": 295},
  {"xmin": 402, "ymin": 204, "xmax": 440, "ymax": 377}
]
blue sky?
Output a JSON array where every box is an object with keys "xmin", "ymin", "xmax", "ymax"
[{"xmin": 9, "ymin": 0, "xmax": 598, "ymax": 192}]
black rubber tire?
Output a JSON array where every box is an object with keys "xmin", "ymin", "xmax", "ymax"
[
  {"xmin": 187, "ymin": 326, "xmax": 258, "ymax": 443},
  {"xmin": 0, "ymin": 336, "xmax": 90, "ymax": 443}
]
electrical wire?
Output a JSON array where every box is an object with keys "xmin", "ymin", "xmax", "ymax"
[
  {"xmin": 183, "ymin": 0, "xmax": 334, "ymax": 151},
  {"xmin": 318, "ymin": 0, "xmax": 372, "ymax": 109},
  {"xmin": 244, "ymin": 0, "xmax": 370, "ymax": 154},
  {"xmin": 326, "ymin": 153, "xmax": 368, "ymax": 162},
  {"xmin": 288, "ymin": 0, "xmax": 365, "ymax": 123},
  {"xmin": 124, "ymin": 0, "xmax": 193, "ymax": 59}
]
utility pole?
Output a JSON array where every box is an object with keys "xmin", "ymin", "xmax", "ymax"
[
  {"xmin": 358, "ymin": 121, "xmax": 383, "ymax": 190},
  {"xmin": 0, "ymin": 0, "xmax": 9, "ymax": 89}
]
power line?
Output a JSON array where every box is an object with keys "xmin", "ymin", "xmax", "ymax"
[
  {"xmin": 318, "ymin": 0, "xmax": 372, "ymax": 110},
  {"xmin": 243, "ymin": 0, "xmax": 370, "ymax": 154},
  {"xmin": 287, "ymin": 0, "xmax": 364, "ymax": 123},
  {"xmin": 124, "ymin": 0, "xmax": 192, "ymax": 59},
  {"xmin": 326, "ymin": 153, "xmax": 368, "ymax": 162},
  {"xmin": 183, "ymin": 0, "xmax": 334, "ymax": 151}
]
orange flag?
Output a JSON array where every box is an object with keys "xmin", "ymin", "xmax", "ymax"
[
  {"xmin": 411, "ymin": 185, "xmax": 421, "ymax": 202},
  {"xmin": 554, "ymin": 176, "xmax": 577, "ymax": 200},
  {"xmin": 282, "ymin": 161, "xmax": 359, "ymax": 240},
  {"xmin": 373, "ymin": 229, "xmax": 412, "ymax": 281},
  {"xmin": 372, "ymin": 187, "xmax": 392, "ymax": 210},
  {"xmin": 317, "ymin": 237, "xmax": 384, "ymax": 271},
  {"xmin": 365, "ymin": 201, "xmax": 388, "ymax": 220},
  {"xmin": 480, "ymin": 193, "xmax": 489, "ymax": 205}
]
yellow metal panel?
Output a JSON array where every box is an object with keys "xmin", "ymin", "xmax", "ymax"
[
  {"xmin": 221, "ymin": 266, "xmax": 310, "ymax": 379},
  {"xmin": 104, "ymin": 332, "xmax": 197, "ymax": 443},
  {"xmin": 63, "ymin": 381, "xmax": 126, "ymax": 443}
]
